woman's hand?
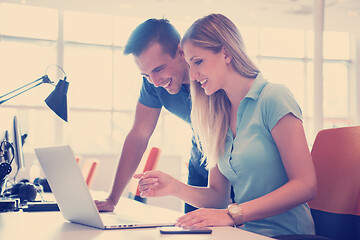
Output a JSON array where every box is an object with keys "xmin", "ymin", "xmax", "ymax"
[
  {"xmin": 175, "ymin": 208, "xmax": 234, "ymax": 228},
  {"xmin": 133, "ymin": 170, "xmax": 179, "ymax": 198}
]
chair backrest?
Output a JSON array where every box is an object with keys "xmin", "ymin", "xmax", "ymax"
[
  {"xmin": 308, "ymin": 126, "xmax": 360, "ymax": 240},
  {"xmin": 80, "ymin": 158, "xmax": 99, "ymax": 188},
  {"xmin": 128, "ymin": 147, "xmax": 161, "ymax": 202}
]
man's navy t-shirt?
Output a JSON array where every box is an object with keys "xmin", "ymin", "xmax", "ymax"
[{"xmin": 138, "ymin": 77, "xmax": 207, "ymax": 178}]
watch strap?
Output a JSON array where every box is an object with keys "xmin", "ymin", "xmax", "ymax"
[{"xmin": 227, "ymin": 203, "xmax": 243, "ymax": 227}]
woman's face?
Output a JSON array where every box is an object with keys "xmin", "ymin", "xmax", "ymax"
[{"xmin": 183, "ymin": 42, "xmax": 230, "ymax": 96}]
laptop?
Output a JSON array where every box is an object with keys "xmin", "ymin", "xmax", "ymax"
[{"xmin": 34, "ymin": 145, "xmax": 176, "ymax": 229}]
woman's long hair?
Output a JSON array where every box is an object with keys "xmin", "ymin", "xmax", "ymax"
[{"xmin": 181, "ymin": 14, "xmax": 259, "ymax": 168}]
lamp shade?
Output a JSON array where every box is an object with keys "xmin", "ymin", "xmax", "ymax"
[{"xmin": 45, "ymin": 79, "xmax": 69, "ymax": 122}]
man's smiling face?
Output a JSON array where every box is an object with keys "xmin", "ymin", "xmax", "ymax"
[{"xmin": 134, "ymin": 42, "xmax": 189, "ymax": 94}]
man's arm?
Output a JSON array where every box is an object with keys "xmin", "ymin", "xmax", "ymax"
[{"xmin": 95, "ymin": 102, "xmax": 161, "ymax": 211}]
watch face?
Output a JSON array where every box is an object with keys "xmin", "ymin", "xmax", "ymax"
[{"xmin": 229, "ymin": 204, "xmax": 240, "ymax": 215}]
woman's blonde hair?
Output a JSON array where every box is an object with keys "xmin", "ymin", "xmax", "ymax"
[{"xmin": 181, "ymin": 14, "xmax": 259, "ymax": 168}]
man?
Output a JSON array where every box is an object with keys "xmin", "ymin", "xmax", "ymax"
[{"xmin": 95, "ymin": 18, "xmax": 208, "ymax": 213}]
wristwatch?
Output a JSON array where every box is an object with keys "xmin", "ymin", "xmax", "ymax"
[{"xmin": 227, "ymin": 203, "xmax": 243, "ymax": 227}]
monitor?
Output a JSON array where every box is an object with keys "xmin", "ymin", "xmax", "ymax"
[
  {"xmin": 3, "ymin": 130, "xmax": 12, "ymax": 163},
  {"xmin": 13, "ymin": 116, "xmax": 25, "ymax": 173}
]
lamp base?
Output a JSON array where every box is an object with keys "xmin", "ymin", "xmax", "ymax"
[{"xmin": 0, "ymin": 197, "xmax": 20, "ymax": 212}]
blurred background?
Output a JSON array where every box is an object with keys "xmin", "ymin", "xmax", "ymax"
[{"xmin": 0, "ymin": 0, "xmax": 359, "ymax": 211}]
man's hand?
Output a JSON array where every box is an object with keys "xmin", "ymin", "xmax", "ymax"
[{"xmin": 94, "ymin": 198, "xmax": 116, "ymax": 212}]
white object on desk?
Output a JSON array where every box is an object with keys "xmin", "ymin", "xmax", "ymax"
[{"xmin": 34, "ymin": 145, "xmax": 175, "ymax": 229}]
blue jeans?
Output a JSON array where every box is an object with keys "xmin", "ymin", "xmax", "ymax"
[{"xmin": 185, "ymin": 160, "xmax": 208, "ymax": 213}]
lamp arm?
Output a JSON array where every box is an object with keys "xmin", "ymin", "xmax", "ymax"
[{"xmin": 0, "ymin": 75, "xmax": 53, "ymax": 105}]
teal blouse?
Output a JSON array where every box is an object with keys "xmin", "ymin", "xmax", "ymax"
[{"xmin": 217, "ymin": 73, "xmax": 315, "ymax": 237}]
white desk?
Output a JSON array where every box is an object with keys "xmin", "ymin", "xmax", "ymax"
[{"xmin": 0, "ymin": 197, "xmax": 273, "ymax": 240}]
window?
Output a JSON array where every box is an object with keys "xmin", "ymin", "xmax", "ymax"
[
  {"xmin": 0, "ymin": 3, "xmax": 356, "ymax": 160},
  {"xmin": 64, "ymin": 11, "xmax": 113, "ymax": 45},
  {"xmin": 239, "ymin": 26, "xmax": 259, "ymax": 57},
  {"xmin": 307, "ymin": 31, "xmax": 350, "ymax": 59},
  {"xmin": 64, "ymin": 111, "xmax": 112, "ymax": 154},
  {"xmin": 260, "ymin": 59, "xmax": 305, "ymax": 110},
  {"xmin": 62, "ymin": 11, "xmax": 146, "ymax": 154},
  {"xmin": 114, "ymin": 16, "xmax": 146, "ymax": 46},
  {"xmin": 256, "ymin": 27, "xmax": 353, "ymax": 140},
  {"xmin": 323, "ymin": 63, "xmax": 348, "ymax": 119},
  {"xmin": 260, "ymin": 28, "xmax": 304, "ymax": 58},
  {"xmin": 0, "ymin": 3, "xmax": 58, "ymax": 40},
  {"xmin": 64, "ymin": 43, "xmax": 113, "ymax": 109},
  {"xmin": 0, "ymin": 4, "xmax": 58, "ymax": 155},
  {"xmin": 113, "ymin": 50, "xmax": 142, "ymax": 111},
  {"xmin": 0, "ymin": 39, "xmax": 57, "ymax": 106}
]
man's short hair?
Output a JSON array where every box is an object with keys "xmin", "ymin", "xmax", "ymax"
[{"xmin": 123, "ymin": 18, "xmax": 180, "ymax": 58}]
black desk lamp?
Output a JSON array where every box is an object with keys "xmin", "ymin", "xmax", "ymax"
[{"xmin": 0, "ymin": 66, "xmax": 69, "ymax": 122}]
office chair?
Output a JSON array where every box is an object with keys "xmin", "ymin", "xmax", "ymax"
[
  {"xmin": 274, "ymin": 126, "xmax": 360, "ymax": 240},
  {"xmin": 79, "ymin": 158, "xmax": 99, "ymax": 188},
  {"xmin": 128, "ymin": 147, "xmax": 161, "ymax": 203},
  {"xmin": 308, "ymin": 126, "xmax": 360, "ymax": 240}
]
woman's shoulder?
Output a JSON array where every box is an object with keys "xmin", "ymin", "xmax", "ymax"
[
  {"xmin": 260, "ymin": 82, "xmax": 292, "ymax": 102},
  {"xmin": 257, "ymin": 81, "xmax": 302, "ymax": 129}
]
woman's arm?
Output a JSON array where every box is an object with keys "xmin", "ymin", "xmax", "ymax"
[
  {"xmin": 175, "ymin": 113, "xmax": 317, "ymax": 229},
  {"xmin": 240, "ymin": 113, "xmax": 317, "ymax": 223},
  {"xmin": 137, "ymin": 113, "xmax": 316, "ymax": 228},
  {"xmin": 134, "ymin": 164, "xmax": 231, "ymax": 209}
]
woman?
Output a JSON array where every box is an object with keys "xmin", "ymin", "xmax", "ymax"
[{"xmin": 134, "ymin": 14, "xmax": 316, "ymax": 238}]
